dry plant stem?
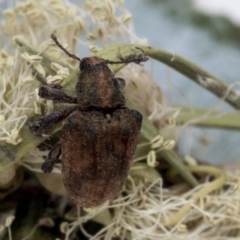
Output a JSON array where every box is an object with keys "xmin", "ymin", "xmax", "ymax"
[
  {"xmin": 0, "ymin": 39, "xmax": 198, "ymax": 188},
  {"xmin": 177, "ymin": 106, "xmax": 240, "ymax": 130},
  {"xmin": 163, "ymin": 165, "xmax": 226, "ymax": 227}
]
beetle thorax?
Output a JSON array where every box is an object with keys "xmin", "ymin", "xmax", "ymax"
[{"xmin": 76, "ymin": 57, "xmax": 125, "ymax": 109}]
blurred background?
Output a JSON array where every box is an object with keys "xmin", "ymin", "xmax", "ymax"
[
  {"xmin": 1, "ymin": 0, "xmax": 240, "ymax": 165},
  {"xmin": 124, "ymin": 0, "xmax": 240, "ymax": 165}
]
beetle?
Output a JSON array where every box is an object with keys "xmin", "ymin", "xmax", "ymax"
[{"xmin": 30, "ymin": 34, "xmax": 148, "ymax": 207}]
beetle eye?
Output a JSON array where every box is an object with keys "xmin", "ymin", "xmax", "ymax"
[{"xmin": 114, "ymin": 78, "xmax": 126, "ymax": 91}]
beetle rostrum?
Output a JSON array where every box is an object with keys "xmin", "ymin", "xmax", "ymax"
[{"xmin": 29, "ymin": 34, "xmax": 148, "ymax": 207}]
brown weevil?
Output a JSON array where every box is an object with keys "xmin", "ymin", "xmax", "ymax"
[{"xmin": 30, "ymin": 34, "xmax": 148, "ymax": 208}]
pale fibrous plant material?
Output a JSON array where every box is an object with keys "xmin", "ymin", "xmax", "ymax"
[{"xmin": 0, "ymin": 0, "xmax": 240, "ymax": 239}]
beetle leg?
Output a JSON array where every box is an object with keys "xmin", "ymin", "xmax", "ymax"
[
  {"xmin": 45, "ymin": 83, "xmax": 62, "ymax": 89},
  {"xmin": 42, "ymin": 142, "xmax": 61, "ymax": 173},
  {"xmin": 29, "ymin": 107, "xmax": 77, "ymax": 135},
  {"xmin": 39, "ymin": 85, "xmax": 77, "ymax": 104}
]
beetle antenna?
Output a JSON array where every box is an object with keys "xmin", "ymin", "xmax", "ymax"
[
  {"xmin": 51, "ymin": 34, "xmax": 81, "ymax": 62},
  {"xmin": 105, "ymin": 55, "xmax": 148, "ymax": 65}
]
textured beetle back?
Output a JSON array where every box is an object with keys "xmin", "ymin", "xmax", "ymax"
[{"xmin": 60, "ymin": 108, "xmax": 142, "ymax": 207}]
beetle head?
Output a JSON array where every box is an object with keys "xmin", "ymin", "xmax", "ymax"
[{"xmin": 79, "ymin": 57, "xmax": 107, "ymax": 71}]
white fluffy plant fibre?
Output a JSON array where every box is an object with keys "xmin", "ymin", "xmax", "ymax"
[
  {"xmin": 52, "ymin": 165, "xmax": 240, "ymax": 240},
  {"xmin": 0, "ymin": 0, "xmax": 146, "ymax": 146},
  {"xmin": 1, "ymin": 1, "xmax": 240, "ymax": 240}
]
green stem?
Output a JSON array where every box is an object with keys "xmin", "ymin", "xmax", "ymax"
[
  {"xmin": 127, "ymin": 101, "xmax": 198, "ymax": 187},
  {"xmin": 1, "ymin": 39, "xmax": 200, "ymax": 187},
  {"xmin": 177, "ymin": 106, "xmax": 240, "ymax": 129},
  {"xmin": 137, "ymin": 45, "xmax": 240, "ymax": 110},
  {"xmin": 162, "ymin": 165, "xmax": 226, "ymax": 227}
]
